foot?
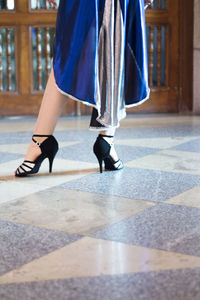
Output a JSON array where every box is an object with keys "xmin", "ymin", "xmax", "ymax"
[
  {"xmin": 100, "ymin": 135, "xmax": 119, "ymax": 162},
  {"xmin": 14, "ymin": 136, "xmax": 48, "ymax": 176}
]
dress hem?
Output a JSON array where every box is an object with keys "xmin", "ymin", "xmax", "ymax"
[
  {"xmin": 55, "ymin": 82, "xmax": 150, "ymax": 110},
  {"xmin": 54, "ymin": 82, "xmax": 150, "ymax": 130}
]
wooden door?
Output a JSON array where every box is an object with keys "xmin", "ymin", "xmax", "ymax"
[
  {"xmin": 0, "ymin": 0, "xmax": 193, "ymax": 116},
  {"xmin": 0, "ymin": 0, "xmax": 80, "ymax": 116},
  {"xmin": 130, "ymin": 0, "xmax": 180, "ymax": 113}
]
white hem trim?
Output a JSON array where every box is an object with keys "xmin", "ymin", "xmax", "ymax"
[
  {"xmin": 55, "ymin": 82, "xmax": 150, "ymax": 110},
  {"xmin": 55, "ymin": 82, "xmax": 150, "ymax": 130}
]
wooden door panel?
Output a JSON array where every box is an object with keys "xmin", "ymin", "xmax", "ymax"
[
  {"xmin": 128, "ymin": 0, "xmax": 180, "ymax": 114},
  {"xmin": 0, "ymin": 0, "xmax": 78, "ymax": 116}
]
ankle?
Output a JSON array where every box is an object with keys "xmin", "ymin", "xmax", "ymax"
[
  {"xmin": 99, "ymin": 134, "xmax": 114, "ymax": 146},
  {"xmin": 99, "ymin": 129, "xmax": 116, "ymax": 136}
]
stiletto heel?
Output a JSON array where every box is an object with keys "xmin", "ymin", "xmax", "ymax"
[
  {"xmin": 49, "ymin": 157, "xmax": 53, "ymax": 173},
  {"xmin": 93, "ymin": 134, "xmax": 123, "ymax": 173},
  {"xmin": 48, "ymin": 151, "xmax": 57, "ymax": 173},
  {"xmin": 15, "ymin": 134, "xmax": 59, "ymax": 177},
  {"xmin": 97, "ymin": 157, "xmax": 103, "ymax": 173}
]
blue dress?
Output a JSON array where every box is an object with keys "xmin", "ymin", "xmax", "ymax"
[{"xmin": 53, "ymin": 0, "xmax": 150, "ymax": 129}]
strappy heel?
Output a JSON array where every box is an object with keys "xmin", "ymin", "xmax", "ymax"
[
  {"xmin": 15, "ymin": 134, "xmax": 59, "ymax": 177},
  {"xmin": 93, "ymin": 134, "xmax": 123, "ymax": 173}
]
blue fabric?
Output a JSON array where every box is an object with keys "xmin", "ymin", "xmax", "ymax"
[{"xmin": 53, "ymin": 0, "xmax": 149, "ymax": 107}]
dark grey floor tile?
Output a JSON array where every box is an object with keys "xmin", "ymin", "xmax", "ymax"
[
  {"xmin": 55, "ymin": 130, "xmax": 96, "ymax": 143},
  {"xmin": 92, "ymin": 203, "xmax": 200, "ymax": 256},
  {"xmin": 0, "ymin": 116, "xmax": 37, "ymax": 123},
  {"xmin": 0, "ymin": 152, "xmax": 23, "ymax": 163},
  {"xmin": 0, "ymin": 220, "xmax": 81, "ymax": 276},
  {"xmin": 57, "ymin": 143, "xmax": 159, "ymax": 164},
  {"xmin": 0, "ymin": 132, "xmax": 33, "ymax": 145},
  {"xmin": 172, "ymin": 138, "xmax": 200, "ymax": 153},
  {"xmin": 1, "ymin": 268, "xmax": 200, "ymax": 300},
  {"xmin": 59, "ymin": 167, "xmax": 200, "ymax": 202},
  {"xmin": 117, "ymin": 126, "xmax": 200, "ymax": 138}
]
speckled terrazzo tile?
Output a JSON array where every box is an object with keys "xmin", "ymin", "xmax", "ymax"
[
  {"xmin": 57, "ymin": 142, "xmax": 159, "ymax": 164},
  {"xmin": 126, "ymin": 149, "xmax": 200, "ymax": 175},
  {"xmin": 2, "ymin": 236, "xmax": 200, "ymax": 284},
  {"xmin": 172, "ymin": 137, "xmax": 200, "ymax": 153},
  {"xmin": 0, "ymin": 220, "xmax": 81, "ymax": 276},
  {"xmin": 0, "ymin": 181, "xmax": 55, "ymax": 204},
  {"xmin": 116, "ymin": 125, "xmax": 200, "ymax": 139},
  {"xmin": 0, "ymin": 187, "xmax": 155, "ymax": 235},
  {"xmin": 115, "ymin": 136, "xmax": 200, "ymax": 149},
  {"xmin": 0, "ymin": 141, "xmax": 81, "ymax": 156},
  {"xmin": 55, "ymin": 129, "xmax": 97, "ymax": 143},
  {"xmin": 57, "ymin": 143, "xmax": 96, "ymax": 163},
  {"xmin": 0, "ymin": 158, "xmax": 96, "ymax": 188},
  {"xmin": 113, "ymin": 145, "xmax": 159, "ymax": 163},
  {"xmin": 166, "ymin": 186, "xmax": 200, "ymax": 208},
  {"xmin": 1, "ymin": 268, "xmax": 200, "ymax": 300},
  {"xmin": 59, "ymin": 167, "xmax": 200, "ymax": 202},
  {"xmin": 92, "ymin": 203, "xmax": 200, "ymax": 256},
  {"xmin": 0, "ymin": 152, "xmax": 23, "ymax": 163},
  {"xmin": 0, "ymin": 132, "xmax": 33, "ymax": 145}
]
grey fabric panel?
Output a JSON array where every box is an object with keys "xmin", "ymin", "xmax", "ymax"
[{"xmin": 90, "ymin": 0, "xmax": 126, "ymax": 130}]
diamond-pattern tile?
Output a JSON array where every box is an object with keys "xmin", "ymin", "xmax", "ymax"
[{"xmin": 1, "ymin": 115, "xmax": 200, "ymax": 299}]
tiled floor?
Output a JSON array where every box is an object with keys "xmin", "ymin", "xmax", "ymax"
[{"xmin": 0, "ymin": 113, "xmax": 200, "ymax": 300}]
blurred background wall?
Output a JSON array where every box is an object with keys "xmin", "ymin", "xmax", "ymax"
[{"xmin": 194, "ymin": 0, "xmax": 200, "ymax": 113}]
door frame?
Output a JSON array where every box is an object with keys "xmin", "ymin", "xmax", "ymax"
[{"xmin": 179, "ymin": 0, "xmax": 194, "ymax": 113}]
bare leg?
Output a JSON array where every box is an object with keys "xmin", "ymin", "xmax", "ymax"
[{"xmin": 24, "ymin": 67, "xmax": 67, "ymax": 161}]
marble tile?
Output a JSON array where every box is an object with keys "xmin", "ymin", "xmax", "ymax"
[
  {"xmin": 0, "ymin": 116, "xmax": 90, "ymax": 133},
  {"xmin": 117, "ymin": 125, "xmax": 200, "ymax": 139},
  {"xmin": 1, "ymin": 237, "xmax": 200, "ymax": 284},
  {"xmin": 1, "ymin": 115, "xmax": 200, "ymax": 299},
  {"xmin": 126, "ymin": 149, "xmax": 200, "ymax": 175},
  {"xmin": 54, "ymin": 129, "xmax": 96, "ymax": 143},
  {"xmin": 172, "ymin": 137, "xmax": 200, "ymax": 153},
  {"xmin": 0, "ymin": 220, "xmax": 80, "ymax": 276},
  {"xmin": 0, "ymin": 181, "xmax": 51, "ymax": 204},
  {"xmin": 120, "ymin": 114, "xmax": 200, "ymax": 128},
  {"xmin": 1, "ymin": 268, "xmax": 200, "ymax": 300},
  {"xmin": 166, "ymin": 186, "xmax": 200, "ymax": 208},
  {"xmin": 0, "ymin": 158, "xmax": 96, "ymax": 188},
  {"xmin": 60, "ymin": 167, "xmax": 200, "ymax": 202},
  {"xmin": 57, "ymin": 143, "xmax": 97, "ymax": 163},
  {"xmin": 115, "ymin": 136, "xmax": 200, "ymax": 149},
  {"xmin": 0, "ymin": 131, "xmax": 32, "ymax": 145},
  {"xmin": 57, "ymin": 142, "xmax": 159, "ymax": 164},
  {"xmin": 0, "ymin": 187, "xmax": 156, "ymax": 235},
  {"xmin": 92, "ymin": 203, "xmax": 200, "ymax": 256},
  {"xmin": 0, "ymin": 141, "xmax": 80, "ymax": 155},
  {"xmin": 0, "ymin": 152, "xmax": 23, "ymax": 163}
]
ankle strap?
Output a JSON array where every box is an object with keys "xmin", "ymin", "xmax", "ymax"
[
  {"xmin": 33, "ymin": 134, "xmax": 52, "ymax": 137},
  {"xmin": 99, "ymin": 134, "xmax": 114, "ymax": 138},
  {"xmin": 32, "ymin": 134, "xmax": 51, "ymax": 147}
]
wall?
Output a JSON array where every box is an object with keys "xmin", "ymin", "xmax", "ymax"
[{"xmin": 193, "ymin": 0, "xmax": 200, "ymax": 113}]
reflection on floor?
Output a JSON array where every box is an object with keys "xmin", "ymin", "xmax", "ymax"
[{"xmin": 0, "ymin": 113, "xmax": 200, "ymax": 300}]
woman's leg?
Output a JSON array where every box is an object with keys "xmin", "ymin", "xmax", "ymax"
[{"xmin": 24, "ymin": 67, "xmax": 67, "ymax": 162}]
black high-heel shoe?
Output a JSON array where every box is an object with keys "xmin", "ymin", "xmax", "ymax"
[
  {"xmin": 93, "ymin": 134, "xmax": 123, "ymax": 173},
  {"xmin": 15, "ymin": 134, "xmax": 59, "ymax": 177}
]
